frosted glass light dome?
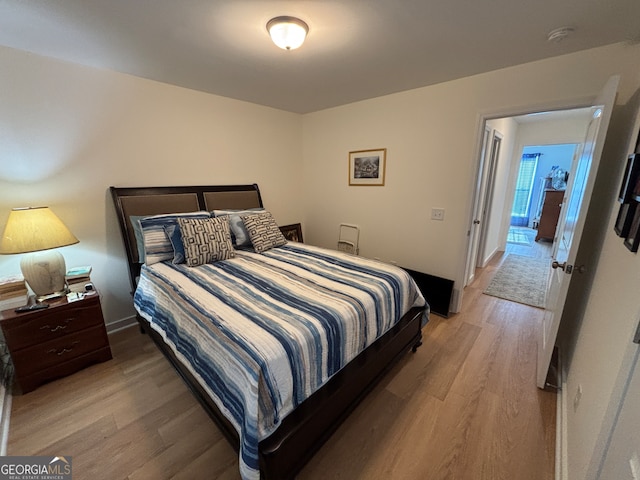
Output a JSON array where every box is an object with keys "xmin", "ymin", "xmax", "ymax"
[{"xmin": 267, "ymin": 16, "xmax": 309, "ymax": 50}]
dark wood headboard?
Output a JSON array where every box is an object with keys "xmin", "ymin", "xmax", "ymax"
[{"xmin": 110, "ymin": 184, "xmax": 263, "ymax": 293}]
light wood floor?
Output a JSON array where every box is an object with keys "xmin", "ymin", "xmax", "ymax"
[{"xmin": 7, "ymin": 241, "xmax": 556, "ymax": 479}]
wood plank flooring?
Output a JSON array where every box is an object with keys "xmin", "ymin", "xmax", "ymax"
[{"xmin": 7, "ymin": 242, "xmax": 556, "ymax": 479}]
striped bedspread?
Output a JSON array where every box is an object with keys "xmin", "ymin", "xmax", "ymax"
[{"xmin": 134, "ymin": 242, "xmax": 427, "ymax": 479}]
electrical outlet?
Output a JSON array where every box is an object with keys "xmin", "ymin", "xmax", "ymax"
[
  {"xmin": 573, "ymin": 384, "xmax": 583, "ymax": 411},
  {"xmin": 431, "ymin": 208, "xmax": 445, "ymax": 221}
]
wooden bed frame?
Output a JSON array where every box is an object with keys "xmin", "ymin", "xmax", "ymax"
[{"xmin": 110, "ymin": 184, "xmax": 425, "ymax": 479}]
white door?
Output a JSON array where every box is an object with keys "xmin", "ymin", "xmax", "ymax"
[
  {"xmin": 536, "ymin": 75, "xmax": 620, "ymax": 388},
  {"xmin": 464, "ymin": 126, "xmax": 491, "ymax": 286}
]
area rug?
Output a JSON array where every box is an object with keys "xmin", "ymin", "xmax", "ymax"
[
  {"xmin": 483, "ymin": 254, "xmax": 549, "ymax": 308},
  {"xmin": 507, "ymin": 227, "xmax": 533, "ymax": 245}
]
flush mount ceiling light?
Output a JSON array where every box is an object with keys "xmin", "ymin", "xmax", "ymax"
[
  {"xmin": 267, "ymin": 16, "xmax": 309, "ymax": 50},
  {"xmin": 547, "ymin": 26, "xmax": 574, "ymax": 43}
]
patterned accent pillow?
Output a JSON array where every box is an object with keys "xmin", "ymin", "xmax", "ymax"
[
  {"xmin": 212, "ymin": 208, "xmax": 265, "ymax": 248},
  {"xmin": 240, "ymin": 211, "xmax": 287, "ymax": 253},
  {"xmin": 140, "ymin": 212, "xmax": 211, "ymax": 265},
  {"xmin": 178, "ymin": 217, "xmax": 235, "ymax": 267}
]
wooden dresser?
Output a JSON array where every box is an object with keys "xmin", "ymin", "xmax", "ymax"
[
  {"xmin": 535, "ymin": 190, "xmax": 564, "ymax": 242},
  {"xmin": 0, "ymin": 291, "xmax": 112, "ymax": 394}
]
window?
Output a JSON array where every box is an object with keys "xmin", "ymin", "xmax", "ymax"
[{"xmin": 511, "ymin": 153, "xmax": 540, "ymax": 226}]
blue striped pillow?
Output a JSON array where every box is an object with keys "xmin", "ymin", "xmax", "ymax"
[{"xmin": 140, "ymin": 211, "xmax": 211, "ymax": 265}]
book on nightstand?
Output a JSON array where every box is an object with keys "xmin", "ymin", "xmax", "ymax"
[
  {"xmin": 0, "ymin": 275, "xmax": 28, "ymax": 311},
  {"xmin": 66, "ymin": 266, "xmax": 92, "ymax": 293},
  {"xmin": 66, "ymin": 265, "xmax": 92, "ymax": 280}
]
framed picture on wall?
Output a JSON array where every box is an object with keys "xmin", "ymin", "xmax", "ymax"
[
  {"xmin": 633, "ymin": 172, "xmax": 640, "ymax": 201},
  {"xmin": 623, "ymin": 203, "xmax": 640, "ymax": 252},
  {"xmin": 618, "ymin": 154, "xmax": 640, "ymax": 203},
  {"xmin": 279, "ymin": 223, "xmax": 303, "ymax": 243},
  {"xmin": 615, "ymin": 202, "xmax": 635, "ymax": 237},
  {"xmin": 349, "ymin": 148, "xmax": 386, "ymax": 186}
]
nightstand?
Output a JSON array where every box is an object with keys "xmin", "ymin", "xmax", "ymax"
[{"xmin": 0, "ymin": 291, "xmax": 112, "ymax": 394}]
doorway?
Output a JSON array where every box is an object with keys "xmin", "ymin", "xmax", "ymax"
[
  {"xmin": 507, "ymin": 144, "xmax": 579, "ymax": 254},
  {"xmin": 465, "ymin": 108, "xmax": 594, "ymax": 288},
  {"xmin": 462, "ymin": 75, "xmax": 619, "ymax": 393}
]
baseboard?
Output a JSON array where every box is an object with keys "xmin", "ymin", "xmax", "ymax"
[
  {"xmin": 478, "ymin": 246, "xmax": 500, "ymax": 268},
  {"xmin": 557, "ymin": 366, "xmax": 568, "ymax": 479},
  {"xmin": 0, "ymin": 384, "xmax": 11, "ymax": 456},
  {"xmin": 106, "ymin": 315, "xmax": 137, "ymax": 334}
]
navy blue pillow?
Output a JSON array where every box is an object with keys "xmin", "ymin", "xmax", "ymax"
[{"xmin": 163, "ymin": 224, "xmax": 186, "ymax": 264}]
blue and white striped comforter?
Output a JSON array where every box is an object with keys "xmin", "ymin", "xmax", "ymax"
[{"xmin": 134, "ymin": 242, "xmax": 427, "ymax": 480}]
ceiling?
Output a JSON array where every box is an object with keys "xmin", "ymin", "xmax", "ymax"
[{"xmin": 0, "ymin": 0, "xmax": 638, "ymax": 114}]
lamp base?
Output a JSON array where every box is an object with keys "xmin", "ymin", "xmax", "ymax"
[
  {"xmin": 20, "ymin": 250, "xmax": 68, "ymax": 300},
  {"xmin": 35, "ymin": 288, "xmax": 69, "ymax": 303}
]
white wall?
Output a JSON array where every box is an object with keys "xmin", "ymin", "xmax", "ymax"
[
  {"xmin": 302, "ymin": 43, "xmax": 640, "ymax": 310},
  {"xmin": 567, "ymin": 187, "xmax": 640, "ymax": 479},
  {"xmin": 0, "ymin": 46, "xmax": 304, "ymax": 329}
]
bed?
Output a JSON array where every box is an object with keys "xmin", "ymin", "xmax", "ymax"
[{"xmin": 110, "ymin": 184, "xmax": 428, "ymax": 480}]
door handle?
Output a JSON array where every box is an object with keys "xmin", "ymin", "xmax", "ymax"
[
  {"xmin": 473, "ymin": 220, "xmax": 480, "ymax": 224},
  {"xmin": 551, "ymin": 261, "xmax": 566, "ymax": 271},
  {"xmin": 552, "ymin": 261, "xmax": 575, "ymax": 274},
  {"xmin": 552, "ymin": 261, "xmax": 586, "ymax": 275}
]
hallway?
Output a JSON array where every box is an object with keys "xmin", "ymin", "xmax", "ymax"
[{"xmin": 506, "ymin": 226, "xmax": 553, "ymax": 260}]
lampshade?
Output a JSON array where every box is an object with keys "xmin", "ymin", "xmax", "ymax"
[
  {"xmin": 0, "ymin": 207, "xmax": 78, "ymax": 300},
  {"xmin": 267, "ymin": 16, "xmax": 308, "ymax": 50}
]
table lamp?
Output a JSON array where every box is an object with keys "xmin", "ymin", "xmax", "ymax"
[{"xmin": 0, "ymin": 207, "xmax": 79, "ymax": 301}]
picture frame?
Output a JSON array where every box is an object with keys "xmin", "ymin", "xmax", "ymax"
[
  {"xmin": 623, "ymin": 203, "xmax": 640, "ymax": 252},
  {"xmin": 633, "ymin": 172, "xmax": 640, "ymax": 202},
  {"xmin": 618, "ymin": 154, "xmax": 640, "ymax": 203},
  {"xmin": 349, "ymin": 148, "xmax": 386, "ymax": 186},
  {"xmin": 279, "ymin": 223, "xmax": 303, "ymax": 243},
  {"xmin": 614, "ymin": 202, "xmax": 635, "ymax": 237}
]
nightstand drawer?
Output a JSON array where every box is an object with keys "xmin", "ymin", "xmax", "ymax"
[
  {"xmin": 2, "ymin": 296, "xmax": 103, "ymax": 350},
  {"xmin": 11, "ymin": 325, "xmax": 109, "ymax": 377}
]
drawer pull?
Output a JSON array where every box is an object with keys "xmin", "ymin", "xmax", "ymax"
[
  {"xmin": 48, "ymin": 341, "xmax": 80, "ymax": 356},
  {"xmin": 39, "ymin": 317, "xmax": 76, "ymax": 332},
  {"xmin": 41, "ymin": 325, "xmax": 67, "ymax": 332}
]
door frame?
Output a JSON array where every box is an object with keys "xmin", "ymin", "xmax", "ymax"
[
  {"xmin": 476, "ymin": 129, "xmax": 503, "ymax": 268},
  {"xmin": 464, "ymin": 126, "xmax": 492, "ymax": 286},
  {"xmin": 457, "ymin": 98, "xmax": 603, "ymax": 313}
]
